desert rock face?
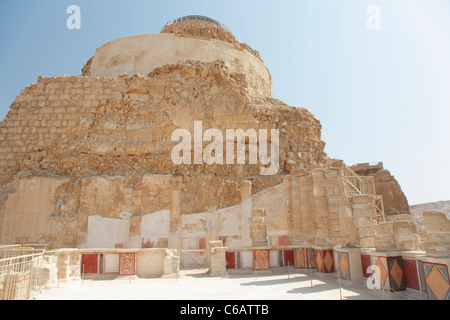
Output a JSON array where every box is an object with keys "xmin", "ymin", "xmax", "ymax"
[{"xmin": 351, "ymin": 162, "xmax": 410, "ymax": 216}]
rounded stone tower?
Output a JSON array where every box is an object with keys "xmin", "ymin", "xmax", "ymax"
[{"xmin": 83, "ymin": 15, "xmax": 273, "ymax": 97}]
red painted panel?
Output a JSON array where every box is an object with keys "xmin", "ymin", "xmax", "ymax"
[
  {"xmin": 402, "ymin": 258, "xmax": 420, "ymax": 291},
  {"xmin": 159, "ymin": 238, "xmax": 168, "ymax": 248},
  {"xmin": 199, "ymin": 237, "xmax": 206, "ymax": 256},
  {"xmin": 115, "ymin": 242, "xmax": 127, "ymax": 249},
  {"xmin": 361, "ymin": 254, "xmax": 372, "ymax": 277},
  {"xmin": 199, "ymin": 237, "xmax": 206, "ymax": 250},
  {"xmin": 81, "ymin": 254, "xmax": 98, "ymax": 274},
  {"xmin": 142, "ymin": 239, "xmax": 151, "ymax": 248},
  {"xmin": 278, "ymin": 236, "xmax": 290, "ymax": 246},
  {"xmin": 226, "ymin": 252, "xmax": 236, "ymax": 269},
  {"xmin": 284, "ymin": 250, "xmax": 295, "ymax": 267}
]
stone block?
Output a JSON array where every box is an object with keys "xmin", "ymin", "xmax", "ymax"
[
  {"xmin": 338, "ymin": 205, "xmax": 352, "ymax": 218},
  {"xmin": 375, "ymin": 222, "xmax": 394, "ymax": 236},
  {"xmin": 316, "ymin": 217, "xmax": 330, "ymax": 229},
  {"xmin": 354, "ymin": 217, "xmax": 374, "ymax": 229},
  {"xmin": 352, "ymin": 194, "xmax": 375, "ymax": 205},
  {"xmin": 324, "ymin": 168, "xmax": 340, "ymax": 179},
  {"xmin": 353, "ymin": 207, "xmax": 377, "ymax": 219},
  {"xmin": 359, "ymin": 237, "xmax": 375, "ymax": 248}
]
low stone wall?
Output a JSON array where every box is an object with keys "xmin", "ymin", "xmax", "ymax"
[
  {"xmin": 41, "ymin": 248, "xmax": 180, "ymax": 288},
  {"xmin": 423, "ymin": 210, "xmax": 450, "ymax": 257},
  {"xmin": 374, "ymin": 220, "xmax": 421, "ymax": 251}
]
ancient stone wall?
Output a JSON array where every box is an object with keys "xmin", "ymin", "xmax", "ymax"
[
  {"xmin": 83, "ymin": 33, "xmax": 272, "ymax": 97},
  {"xmin": 0, "ymin": 59, "xmax": 328, "ymax": 248},
  {"xmin": 161, "ymin": 19, "xmax": 262, "ymax": 61},
  {"xmin": 351, "ymin": 162, "xmax": 410, "ymax": 216},
  {"xmin": 374, "ymin": 220, "xmax": 421, "ymax": 251},
  {"xmin": 423, "ymin": 211, "xmax": 450, "ymax": 257}
]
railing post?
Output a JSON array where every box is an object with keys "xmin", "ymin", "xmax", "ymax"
[{"xmin": 27, "ymin": 258, "xmax": 35, "ymax": 300}]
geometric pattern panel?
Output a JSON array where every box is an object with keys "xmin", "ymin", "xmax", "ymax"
[
  {"xmin": 402, "ymin": 258, "xmax": 420, "ymax": 291},
  {"xmin": 338, "ymin": 252, "xmax": 350, "ymax": 281},
  {"xmin": 254, "ymin": 249, "xmax": 270, "ymax": 271},
  {"xmin": 388, "ymin": 257, "xmax": 405, "ymax": 292},
  {"xmin": 294, "ymin": 248, "xmax": 307, "ymax": 268},
  {"xmin": 418, "ymin": 260, "xmax": 427, "ymax": 293},
  {"xmin": 316, "ymin": 250, "xmax": 324, "ymax": 272},
  {"xmin": 316, "ymin": 249, "xmax": 334, "ymax": 273},
  {"xmin": 307, "ymin": 248, "xmax": 316, "ymax": 268},
  {"xmin": 119, "ymin": 253, "xmax": 136, "ymax": 275},
  {"xmin": 361, "ymin": 254, "xmax": 372, "ymax": 278},
  {"xmin": 375, "ymin": 257, "xmax": 389, "ymax": 289},
  {"xmin": 423, "ymin": 262, "xmax": 450, "ymax": 300}
]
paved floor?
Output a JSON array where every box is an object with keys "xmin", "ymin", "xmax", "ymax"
[{"xmin": 37, "ymin": 269, "xmax": 426, "ymax": 300}]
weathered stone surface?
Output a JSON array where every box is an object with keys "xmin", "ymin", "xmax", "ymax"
[
  {"xmin": 374, "ymin": 220, "xmax": 421, "ymax": 251},
  {"xmin": 351, "ymin": 162, "xmax": 410, "ymax": 216},
  {"xmin": 208, "ymin": 240, "xmax": 228, "ymax": 277},
  {"xmin": 0, "ymin": 20, "xmax": 423, "ymax": 257},
  {"xmin": 0, "ymin": 57, "xmax": 331, "ymax": 247},
  {"xmin": 250, "ymin": 209, "xmax": 268, "ymax": 246},
  {"xmin": 161, "ymin": 19, "xmax": 262, "ymax": 61},
  {"xmin": 423, "ymin": 210, "xmax": 450, "ymax": 257}
]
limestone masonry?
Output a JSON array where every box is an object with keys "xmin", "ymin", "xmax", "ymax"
[{"xmin": 1, "ymin": 16, "xmax": 450, "ymax": 300}]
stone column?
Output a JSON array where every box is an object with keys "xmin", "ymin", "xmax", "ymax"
[
  {"xmin": 250, "ymin": 209, "xmax": 268, "ymax": 246},
  {"xmin": 312, "ymin": 168, "xmax": 331, "ymax": 246},
  {"xmin": 239, "ymin": 180, "xmax": 252, "ymax": 203},
  {"xmin": 57, "ymin": 249, "xmax": 81, "ymax": 285},
  {"xmin": 208, "ymin": 240, "xmax": 228, "ymax": 277},
  {"xmin": 169, "ymin": 177, "xmax": 183, "ymax": 255},
  {"xmin": 299, "ymin": 173, "xmax": 315, "ymax": 245},
  {"xmin": 324, "ymin": 167, "xmax": 345, "ymax": 245},
  {"xmin": 288, "ymin": 170, "xmax": 303, "ymax": 245},
  {"xmin": 163, "ymin": 249, "xmax": 180, "ymax": 278},
  {"xmin": 351, "ymin": 194, "xmax": 377, "ymax": 248}
]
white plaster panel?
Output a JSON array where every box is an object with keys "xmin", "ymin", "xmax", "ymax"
[{"xmin": 87, "ymin": 216, "xmax": 130, "ymax": 248}]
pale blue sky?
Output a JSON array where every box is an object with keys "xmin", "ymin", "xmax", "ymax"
[{"xmin": 0, "ymin": 0, "xmax": 449, "ymax": 205}]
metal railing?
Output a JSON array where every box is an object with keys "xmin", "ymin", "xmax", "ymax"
[
  {"xmin": 341, "ymin": 164, "xmax": 386, "ymax": 222},
  {"xmin": 161, "ymin": 15, "xmax": 231, "ymax": 32},
  {"xmin": 180, "ymin": 249, "xmax": 207, "ymax": 270},
  {"xmin": 0, "ymin": 248, "xmax": 46, "ymax": 300},
  {"xmin": 342, "ymin": 165, "xmax": 377, "ymax": 195}
]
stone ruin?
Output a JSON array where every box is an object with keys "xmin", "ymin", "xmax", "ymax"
[{"xmin": 0, "ymin": 16, "xmax": 449, "ymax": 299}]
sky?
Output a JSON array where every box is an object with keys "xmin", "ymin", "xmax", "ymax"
[{"xmin": 0, "ymin": 0, "xmax": 449, "ymax": 205}]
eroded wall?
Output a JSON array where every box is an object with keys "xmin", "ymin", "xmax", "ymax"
[{"xmin": 86, "ymin": 33, "xmax": 273, "ymax": 97}]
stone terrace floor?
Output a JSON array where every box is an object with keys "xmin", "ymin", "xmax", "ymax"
[{"xmin": 36, "ymin": 268, "xmax": 427, "ymax": 300}]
